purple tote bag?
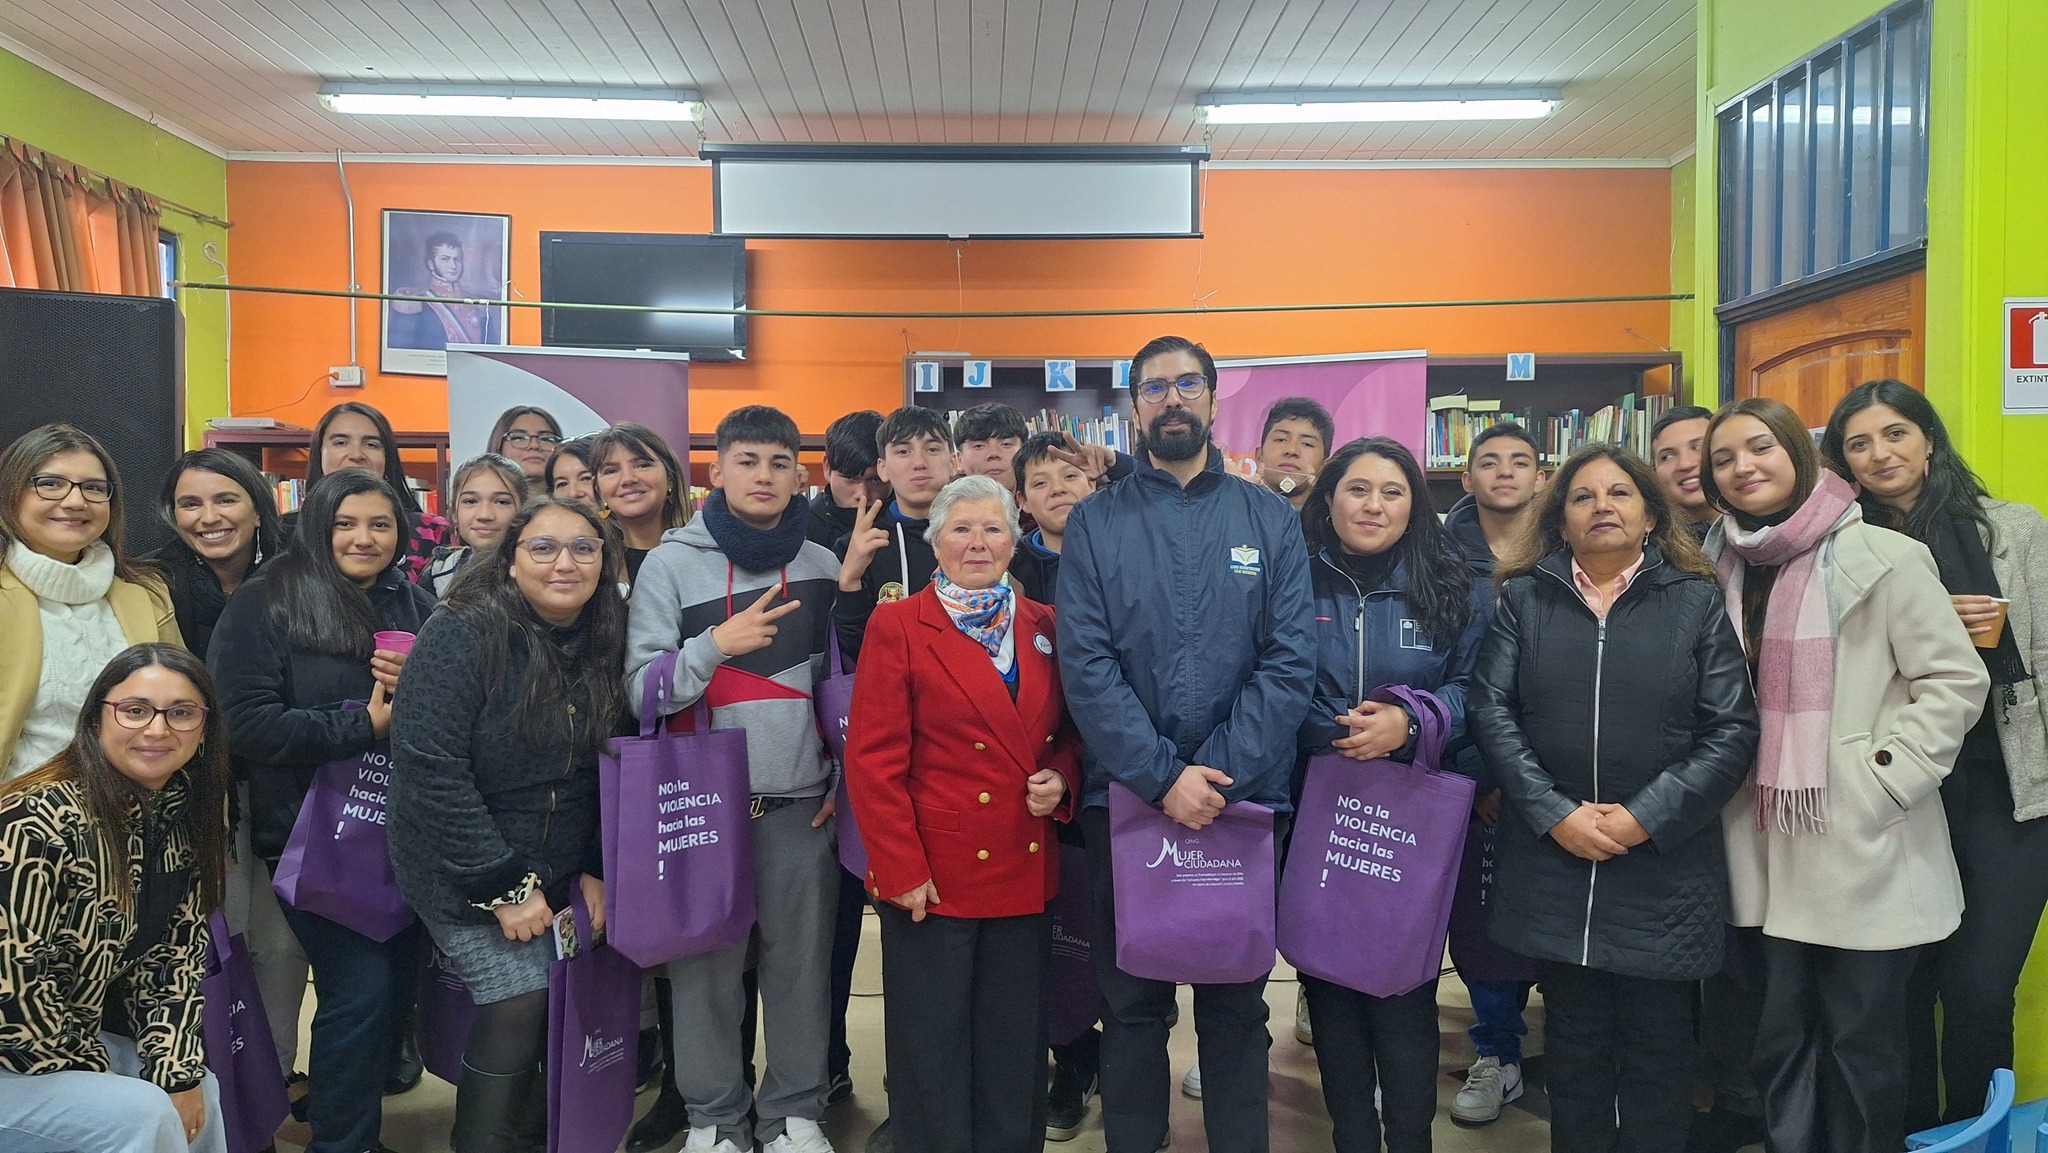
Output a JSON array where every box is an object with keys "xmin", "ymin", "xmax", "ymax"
[
  {"xmin": 1447, "ymin": 814, "xmax": 1540, "ymax": 984},
  {"xmin": 1107, "ymin": 780, "xmax": 1276, "ymax": 985},
  {"xmin": 1046, "ymin": 845, "xmax": 1102, "ymax": 1046},
  {"xmin": 814, "ymin": 633, "xmax": 867, "ymax": 879},
  {"xmin": 272, "ymin": 705, "xmax": 416, "ymax": 942},
  {"xmin": 601, "ymin": 650, "xmax": 755, "ymax": 968},
  {"xmin": 1278, "ymin": 685, "xmax": 1477, "ymax": 998},
  {"xmin": 200, "ymin": 913, "xmax": 292, "ymax": 1153},
  {"xmin": 546, "ymin": 886, "xmax": 641, "ymax": 1153},
  {"xmin": 415, "ymin": 947, "xmax": 479, "ymax": 1086}
]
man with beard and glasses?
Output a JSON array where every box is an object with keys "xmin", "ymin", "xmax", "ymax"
[{"xmin": 1056, "ymin": 335, "xmax": 1315, "ymax": 1153}]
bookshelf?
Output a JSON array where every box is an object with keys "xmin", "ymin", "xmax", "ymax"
[
  {"xmin": 904, "ymin": 353, "xmax": 1683, "ymax": 495},
  {"xmin": 203, "ymin": 427, "xmax": 453, "ymax": 515},
  {"xmin": 905, "ymin": 359, "xmax": 1135, "ymax": 452},
  {"xmin": 1422, "ymin": 353, "xmax": 1683, "ymax": 506}
]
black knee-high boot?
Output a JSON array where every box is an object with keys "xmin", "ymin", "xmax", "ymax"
[{"xmin": 452, "ymin": 1062, "xmax": 542, "ymax": 1153}]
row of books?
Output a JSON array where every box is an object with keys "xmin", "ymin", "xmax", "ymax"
[
  {"xmin": 268, "ymin": 475, "xmax": 441, "ymax": 516},
  {"xmin": 935, "ymin": 406, "xmax": 1135, "ymax": 454},
  {"xmin": 1425, "ymin": 392, "xmax": 1678, "ymax": 469}
]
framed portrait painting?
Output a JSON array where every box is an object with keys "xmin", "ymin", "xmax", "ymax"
[{"xmin": 380, "ymin": 208, "xmax": 511, "ymax": 376}]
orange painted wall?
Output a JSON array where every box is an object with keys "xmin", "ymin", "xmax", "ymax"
[{"xmin": 223, "ymin": 161, "xmax": 1673, "ymax": 438}]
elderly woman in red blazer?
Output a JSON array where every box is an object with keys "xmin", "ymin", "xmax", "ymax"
[{"xmin": 844, "ymin": 473, "xmax": 1082, "ymax": 1153}]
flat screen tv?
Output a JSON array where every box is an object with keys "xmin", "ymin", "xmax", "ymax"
[{"xmin": 539, "ymin": 232, "xmax": 747, "ymax": 360}]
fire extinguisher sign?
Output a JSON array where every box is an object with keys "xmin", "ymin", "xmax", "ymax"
[{"xmin": 2007, "ymin": 298, "xmax": 2048, "ymax": 415}]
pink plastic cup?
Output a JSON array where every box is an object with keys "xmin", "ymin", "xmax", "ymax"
[{"xmin": 373, "ymin": 630, "xmax": 417, "ymax": 656}]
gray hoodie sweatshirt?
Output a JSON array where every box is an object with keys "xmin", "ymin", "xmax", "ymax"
[{"xmin": 623, "ymin": 518, "xmax": 841, "ymax": 798}]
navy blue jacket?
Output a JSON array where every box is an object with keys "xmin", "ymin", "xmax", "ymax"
[
  {"xmin": 1056, "ymin": 447, "xmax": 1315, "ymax": 812},
  {"xmin": 1008, "ymin": 530, "xmax": 1064, "ymax": 605},
  {"xmin": 1300, "ymin": 549, "xmax": 1490, "ymax": 765}
]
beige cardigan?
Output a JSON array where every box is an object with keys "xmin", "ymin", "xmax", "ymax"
[
  {"xmin": 1983, "ymin": 499, "xmax": 2048, "ymax": 821},
  {"xmin": 1714, "ymin": 520, "xmax": 1991, "ymax": 952},
  {"xmin": 0, "ymin": 562, "xmax": 184, "ymax": 770}
]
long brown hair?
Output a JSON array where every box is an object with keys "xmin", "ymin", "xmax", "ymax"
[
  {"xmin": 0, "ymin": 423, "xmax": 161, "ymax": 588},
  {"xmin": 1495, "ymin": 443, "xmax": 1715, "ymax": 585},
  {"xmin": 267, "ymin": 469, "xmax": 410, "ymax": 660},
  {"xmin": 0, "ymin": 643, "xmax": 231, "ymax": 913},
  {"xmin": 1700, "ymin": 397, "xmax": 1820, "ymax": 525}
]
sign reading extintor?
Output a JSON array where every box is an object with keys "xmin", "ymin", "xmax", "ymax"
[{"xmin": 2005, "ymin": 299, "xmax": 2048, "ymax": 415}]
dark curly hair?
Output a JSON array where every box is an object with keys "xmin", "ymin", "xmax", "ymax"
[{"xmin": 441, "ymin": 497, "xmax": 629, "ymax": 758}]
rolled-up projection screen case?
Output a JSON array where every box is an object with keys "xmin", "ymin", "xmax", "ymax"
[{"xmin": 706, "ymin": 143, "xmax": 1208, "ymax": 239}]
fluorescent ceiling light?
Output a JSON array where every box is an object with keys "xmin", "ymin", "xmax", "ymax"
[
  {"xmin": 319, "ymin": 83, "xmax": 703, "ymax": 122},
  {"xmin": 1197, "ymin": 88, "xmax": 1559, "ymax": 125}
]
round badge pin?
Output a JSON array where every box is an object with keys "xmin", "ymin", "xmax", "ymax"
[
  {"xmin": 1034, "ymin": 634, "xmax": 1053, "ymax": 655},
  {"xmin": 876, "ymin": 581, "xmax": 907, "ymax": 604}
]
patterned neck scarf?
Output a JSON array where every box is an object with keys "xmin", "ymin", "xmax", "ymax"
[{"xmin": 933, "ymin": 572, "xmax": 1014, "ymax": 658}]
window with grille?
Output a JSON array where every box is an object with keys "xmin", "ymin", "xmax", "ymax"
[{"xmin": 1717, "ymin": 0, "xmax": 1929, "ymax": 306}]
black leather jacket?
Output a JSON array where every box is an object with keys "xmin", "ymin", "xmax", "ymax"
[{"xmin": 1467, "ymin": 547, "xmax": 1758, "ymax": 981}]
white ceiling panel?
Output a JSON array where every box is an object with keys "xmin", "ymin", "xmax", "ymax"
[{"xmin": 0, "ymin": 0, "xmax": 1695, "ymax": 161}]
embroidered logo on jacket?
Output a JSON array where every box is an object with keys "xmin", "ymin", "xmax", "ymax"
[{"xmin": 1229, "ymin": 545, "xmax": 1262, "ymax": 577}]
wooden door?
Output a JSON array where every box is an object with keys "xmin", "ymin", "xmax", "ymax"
[{"xmin": 1731, "ymin": 269, "xmax": 1925, "ymax": 425}]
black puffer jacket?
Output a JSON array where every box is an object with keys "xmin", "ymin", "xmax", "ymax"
[
  {"xmin": 1468, "ymin": 547, "xmax": 1758, "ymax": 981},
  {"xmin": 208, "ymin": 569, "xmax": 437, "ymax": 859},
  {"xmin": 388, "ymin": 608, "xmax": 606, "ymax": 926}
]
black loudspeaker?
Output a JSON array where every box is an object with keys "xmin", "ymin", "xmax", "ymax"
[{"xmin": 0, "ymin": 287, "xmax": 184, "ymax": 558}]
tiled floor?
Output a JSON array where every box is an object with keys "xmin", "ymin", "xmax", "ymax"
[{"xmin": 274, "ymin": 908, "xmax": 1569, "ymax": 1152}]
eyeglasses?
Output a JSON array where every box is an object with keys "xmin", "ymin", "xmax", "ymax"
[
  {"xmin": 1134, "ymin": 375, "xmax": 1211, "ymax": 404},
  {"xmin": 103, "ymin": 699, "xmax": 208, "ymax": 732},
  {"xmin": 502, "ymin": 433, "xmax": 564, "ymax": 449},
  {"xmin": 28, "ymin": 475, "xmax": 115, "ymax": 503},
  {"xmin": 518, "ymin": 536, "xmax": 605, "ymax": 564}
]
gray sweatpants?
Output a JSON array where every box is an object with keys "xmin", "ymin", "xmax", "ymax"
[{"xmin": 666, "ymin": 795, "xmax": 836, "ymax": 1146}]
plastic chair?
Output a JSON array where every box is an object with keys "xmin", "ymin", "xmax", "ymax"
[
  {"xmin": 2009, "ymin": 1101, "xmax": 2048, "ymax": 1151},
  {"xmin": 1905, "ymin": 1068, "xmax": 2017, "ymax": 1153}
]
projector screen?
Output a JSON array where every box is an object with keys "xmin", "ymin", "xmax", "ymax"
[{"xmin": 708, "ymin": 144, "xmax": 1206, "ymax": 239}]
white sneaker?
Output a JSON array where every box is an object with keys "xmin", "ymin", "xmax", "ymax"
[
  {"xmin": 1295, "ymin": 986, "xmax": 1313, "ymax": 1046},
  {"xmin": 1450, "ymin": 1055, "xmax": 1523, "ymax": 1124},
  {"xmin": 1180, "ymin": 1063, "xmax": 1202, "ymax": 1099},
  {"xmin": 682, "ymin": 1126, "xmax": 742, "ymax": 1153},
  {"xmin": 764, "ymin": 1116, "xmax": 836, "ymax": 1153}
]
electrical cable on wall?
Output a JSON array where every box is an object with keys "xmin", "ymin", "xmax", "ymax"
[
  {"xmin": 335, "ymin": 150, "xmax": 360, "ymax": 372},
  {"xmin": 199, "ymin": 242, "xmax": 232, "ymax": 398}
]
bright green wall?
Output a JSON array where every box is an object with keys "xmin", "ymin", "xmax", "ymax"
[
  {"xmin": 0, "ymin": 47, "xmax": 228, "ymax": 447},
  {"xmin": 1941, "ymin": 0, "xmax": 2048, "ymax": 1094},
  {"xmin": 1923, "ymin": 0, "xmax": 2047, "ymax": 513},
  {"xmin": 1670, "ymin": 153, "xmax": 1699, "ymax": 402},
  {"xmin": 1696, "ymin": 0, "xmax": 2048, "ymax": 1102}
]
